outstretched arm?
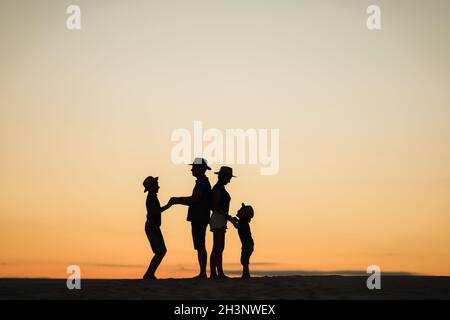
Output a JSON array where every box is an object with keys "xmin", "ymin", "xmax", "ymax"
[
  {"xmin": 230, "ymin": 216, "xmax": 239, "ymax": 228},
  {"xmin": 170, "ymin": 187, "xmax": 202, "ymax": 206},
  {"xmin": 160, "ymin": 203, "xmax": 172, "ymax": 212},
  {"xmin": 150, "ymin": 200, "xmax": 172, "ymax": 215}
]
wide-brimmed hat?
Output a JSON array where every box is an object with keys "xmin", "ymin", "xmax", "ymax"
[
  {"xmin": 214, "ymin": 166, "xmax": 236, "ymax": 178},
  {"xmin": 188, "ymin": 157, "xmax": 211, "ymax": 170},
  {"xmin": 143, "ymin": 176, "xmax": 158, "ymax": 192}
]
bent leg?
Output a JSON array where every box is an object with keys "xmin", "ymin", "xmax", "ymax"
[
  {"xmin": 144, "ymin": 250, "xmax": 166, "ymax": 279},
  {"xmin": 144, "ymin": 226, "xmax": 167, "ymax": 279}
]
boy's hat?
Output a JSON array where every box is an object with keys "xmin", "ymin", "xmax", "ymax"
[
  {"xmin": 189, "ymin": 157, "xmax": 211, "ymax": 170},
  {"xmin": 241, "ymin": 203, "xmax": 254, "ymax": 219},
  {"xmin": 143, "ymin": 176, "xmax": 158, "ymax": 192},
  {"xmin": 214, "ymin": 166, "xmax": 236, "ymax": 178}
]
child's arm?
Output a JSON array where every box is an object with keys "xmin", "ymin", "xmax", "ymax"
[
  {"xmin": 160, "ymin": 202, "xmax": 173, "ymax": 213},
  {"xmin": 230, "ymin": 216, "xmax": 239, "ymax": 229},
  {"xmin": 150, "ymin": 200, "xmax": 172, "ymax": 214}
]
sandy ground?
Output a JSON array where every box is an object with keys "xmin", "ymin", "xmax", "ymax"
[{"xmin": 0, "ymin": 276, "xmax": 449, "ymax": 300}]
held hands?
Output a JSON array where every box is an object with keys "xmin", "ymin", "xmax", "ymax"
[
  {"xmin": 230, "ymin": 216, "xmax": 239, "ymax": 229},
  {"xmin": 168, "ymin": 197, "xmax": 178, "ymax": 207},
  {"xmin": 163, "ymin": 197, "xmax": 178, "ymax": 210}
]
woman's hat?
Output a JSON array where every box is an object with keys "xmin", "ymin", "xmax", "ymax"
[
  {"xmin": 214, "ymin": 166, "xmax": 236, "ymax": 177},
  {"xmin": 143, "ymin": 176, "xmax": 158, "ymax": 192},
  {"xmin": 188, "ymin": 157, "xmax": 211, "ymax": 170}
]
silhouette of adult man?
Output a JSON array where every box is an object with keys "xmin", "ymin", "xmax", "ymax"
[{"xmin": 170, "ymin": 158, "xmax": 212, "ymax": 279}]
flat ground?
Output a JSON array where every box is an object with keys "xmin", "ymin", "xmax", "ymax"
[{"xmin": 1, "ymin": 276, "xmax": 449, "ymax": 299}]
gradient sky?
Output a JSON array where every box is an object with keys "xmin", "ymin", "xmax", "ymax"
[{"xmin": 1, "ymin": 0, "xmax": 449, "ymax": 278}]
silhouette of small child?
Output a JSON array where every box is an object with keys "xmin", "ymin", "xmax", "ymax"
[
  {"xmin": 142, "ymin": 176, "xmax": 172, "ymax": 280},
  {"xmin": 231, "ymin": 203, "xmax": 254, "ymax": 278}
]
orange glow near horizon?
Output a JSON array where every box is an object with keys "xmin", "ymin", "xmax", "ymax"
[{"xmin": 1, "ymin": 1, "xmax": 450, "ymax": 278}]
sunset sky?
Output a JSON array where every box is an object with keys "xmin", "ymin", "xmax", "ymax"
[{"xmin": 1, "ymin": 0, "xmax": 449, "ymax": 278}]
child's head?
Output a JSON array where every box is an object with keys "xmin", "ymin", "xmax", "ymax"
[
  {"xmin": 143, "ymin": 176, "xmax": 160, "ymax": 194},
  {"xmin": 237, "ymin": 203, "xmax": 254, "ymax": 222}
]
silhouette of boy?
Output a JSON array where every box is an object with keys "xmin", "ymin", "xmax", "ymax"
[
  {"xmin": 232, "ymin": 203, "xmax": 254, "ymax": 278},
  {"xmin": 142, "ymin": 176, "xmax": 172, "ymax": 279}
]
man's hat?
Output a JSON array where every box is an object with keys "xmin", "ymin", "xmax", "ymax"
[
  {"xmin": 143, "ymin": 176, "xmax": 158, "ymax": 192},
  {"xmin": 214, "ymin": 166, "xmax": 236, "ymax": 177},
  {"xmin": 241, "ymin": 203, "xmax": 254, "ymax": 219},
  {"xmin": 189, "ymin": 157, "xmax": 211, "ymax": 170}
]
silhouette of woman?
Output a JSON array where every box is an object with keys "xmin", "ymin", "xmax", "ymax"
[{"xmin": 209, "ymin": 166, "xmax": 236, "ymax": 279}]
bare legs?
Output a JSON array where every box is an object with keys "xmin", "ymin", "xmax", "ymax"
[
  {"xmin": 143, "ymin": 250, "xmax": 166, "ymax": 279},
  {"xmin": 210, "ymin": 229, "xmax": 228, "ymax": 278},
  {"xmin": 242, "ymin": 264, "xmax": 250, "ymax": 278},
  {"xmin": 240, "ymin": 243, "xmax": 253, "ymax": 279},
  {"xmin": 194, "ymin": 247, "xmax": 208, "ymax": 278}
]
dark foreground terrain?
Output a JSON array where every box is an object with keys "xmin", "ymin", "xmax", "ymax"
[{"xmin": 1, "ymin": 276, "xmax": 449, "ymax": 300}]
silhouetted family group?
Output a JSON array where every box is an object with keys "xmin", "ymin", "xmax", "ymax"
[{"xmin": 142, "ymin": 158, "xmax": 255, "ymax": 280}]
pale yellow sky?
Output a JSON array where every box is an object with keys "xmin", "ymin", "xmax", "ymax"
[{"xmin": 1, "ymin": 0, "xmax": 449, "ymax": 278}]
